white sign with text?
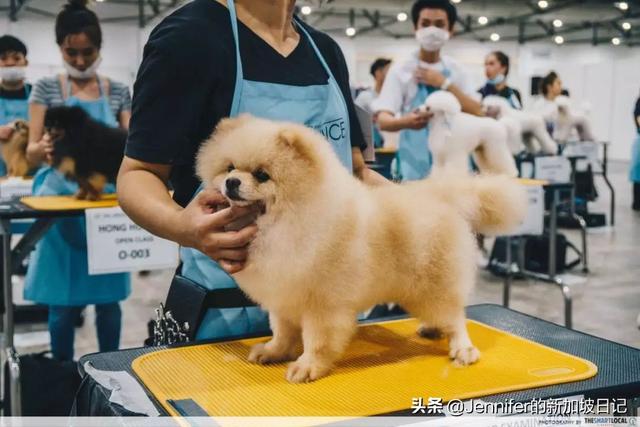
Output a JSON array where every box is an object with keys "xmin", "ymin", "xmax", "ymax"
[
  {"xmin": 507, "ymin": 185, "xmax": 544, "ymax": 236},
  {"xmin": 86, "ymin": 207, "xmax": 179, "ymax": 275},
  {"xmin": 534, "ymin": 156, "xmax": 571, "ymax": 183}
]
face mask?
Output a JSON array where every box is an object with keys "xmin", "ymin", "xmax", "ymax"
[
  {"xmin": 64, "ymin": 56, "xmax": 102, "ymax": 80},
  {"xmin": 0, "ymin": 66, "xmax": 27, "ymax": 83},
  {"xmin": 415, "ymin": 26, "xmax": 450, "ymax": 52},
  {"xmin": 487, "ymin": 73, "xmax": 506, "ymax": 86}
]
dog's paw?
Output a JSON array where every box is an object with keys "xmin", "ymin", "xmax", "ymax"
[
  {"xmin": 285, "ymin": 358, "xmax": 329, "ymax": 383},
  {"xmin": 417, "ymin": 326, "xmax": 444, "ymax": 340},
  {"xmin": 247, "ymin": 343, "xmax": 296, "ymax": 364},
  {"xmin": 449, "ymin": 346, "xmax": 480, "ymax": 366}
]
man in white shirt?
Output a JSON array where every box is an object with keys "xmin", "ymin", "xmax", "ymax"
[
  {"xmin": 373, "ymin": 0, "xmax": 482, "ymax": 180},
  {"xmin": 355, "ymin": 58, "xmax": 391, "ymax": 148}
]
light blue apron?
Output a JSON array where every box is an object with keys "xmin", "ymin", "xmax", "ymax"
[
  {"xmin": 0, "ymin": 85, "xmax": 31, "ymax": 176},
  {"xmin": 181, "ymin": 0, "xmax": 352, "ymax": 341},
  {"xmin": 396, "ymin": 67, "xmax": 451, "ymax": 181},
  {"xmin": 505, "ymin": 87, "xmax": 522, "ymax": 110},
  {"xmin": 630, "ymin": 132, "xmax": 640, "ymax": 183},
  {"xmin": 24, "ymin": 75, "xmax": 129, "ymax": 306}
]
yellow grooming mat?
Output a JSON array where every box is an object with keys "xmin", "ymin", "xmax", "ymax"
[
  {"xmin": 132, "ymin": 318, "xmax": 597, "ymax": 417},
  {"xmin": 21, "ymin": 194, "xmax": 118, "ymax": 210}
]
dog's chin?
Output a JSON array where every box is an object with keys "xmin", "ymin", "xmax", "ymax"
[{"xmin": 224, "ymin": 192, "xmax": 267, "ymax": 213}]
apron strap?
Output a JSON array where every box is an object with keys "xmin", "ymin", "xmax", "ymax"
[
  {"xmin": 60, "ymin": 74, "xmax": 110, "ymax": 101},
  {"xmin": 226, "ymin": 0, "xmax": 244, "ymax": 117}
]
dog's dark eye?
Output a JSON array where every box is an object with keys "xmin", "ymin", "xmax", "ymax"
[
  {"xmin": 227, "ymin": 164, "xmax": 235, "ymax": 172},
  {"xmin": 253, "ymin": 169, "xmax": 270, "ymax": 183}
]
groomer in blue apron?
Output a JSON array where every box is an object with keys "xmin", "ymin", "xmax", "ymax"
[
  {"xmin": 118, "ymin": 0, "xmax": 385, "ymax": 342},
  {"xmin": 374, "ymin": 0, "xmax": 482, "ymax": 181},
  {"xmin": 0, "ymin": 35, "xmax": 32, "ymax": 176},
  {"xmin": 23, "ymin": 0, "xmax": 131, "ymax": 361},
  {"xmin": 630, "ymin": 94, "xmax": 640, "ymax": 211},
  {"xmin": 478, "ymin": 51, "xmax": 523, "ymax": 110}
]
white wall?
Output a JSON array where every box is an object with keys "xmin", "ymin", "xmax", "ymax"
[
  {"xmin": 338, "ymin": 35, "xmax": 640, "ymax": 160},
  {"xmin": 1, "ymin": 15, "xmax": 638, "ymax": 160},
  {"xmin": 0, "ymin": 17, "xmax": 143, "ymax": 88}
]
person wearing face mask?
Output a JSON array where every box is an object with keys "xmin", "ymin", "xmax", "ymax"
[
  {"xmin": 23, "ymin": 0, "xmax": 131, "ymax": 361},
  {"xmin": 478, "ymin": 51, "xmax": 522, "ymax": 110},
  {"xmin": 373, "ymin": 0, "xmax": 482, "ymax": 180},
  {"xmin": 0, "ymin": 35, "xmax": 31, "ymax": 176},
  {"xmin": 532, "ymin": 71, "xmax": 563, "ymax": 134}
]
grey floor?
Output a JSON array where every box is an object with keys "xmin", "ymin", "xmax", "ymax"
[{"xmin": 13, "ymin": 160, "xmax": 640, "ymax": 359}]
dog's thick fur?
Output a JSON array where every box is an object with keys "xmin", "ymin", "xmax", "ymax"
[
  {"xmin": 422, "ymin": 91, "xmax": 518, "ymax": 177},
  {"xmin": 0, "ymin": 120, "xmax": 30, "ymax": 177},
  {"xmin": 482, "ymin": 95, "xmax": 558, "ymax": 155},
  {"xmin": 196, "ymin": 114, "xmax": 527, "ymax": 383},
  {"xmin": 554, "ymin": 95, "xmax": 595, "ymax": 143},
  {"xmin": 44, "ymin": 106, "xmax": 127, "ymax": 199}
]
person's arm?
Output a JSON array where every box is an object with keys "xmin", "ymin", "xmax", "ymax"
[
  {"xmin": 120, "ymin": 111, "xmax": 131, "ymax": 130},
  {"xmin": 351, "ymin": 147, "xmax": 389, "ymax": 186},
  {"xmin": 377, "ymin": 110, "xmax": 432, "ymax": 132},
  {"xmin": 118, "ymin": 158, "xmax": 258, "ymax": 274},
  {"xmin": 414, "ymin": 68, "xmax": 483, "ymax": 116},
  {"xmin": 26, "ymin": 102, "xmax": 50, "ymax": 166}
]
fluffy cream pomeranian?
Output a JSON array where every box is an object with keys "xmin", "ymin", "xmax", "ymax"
[{"xmin": 196, "ymin": 114, "xmax": 526, "ymax": 383}]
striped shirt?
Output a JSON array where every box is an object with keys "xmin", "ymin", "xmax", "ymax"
[{"xmin": 29, "ymin": 75, "xmax": 132, "ymax": 118}]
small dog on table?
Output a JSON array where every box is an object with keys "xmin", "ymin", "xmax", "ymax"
[
  {"xmin": 196, "ymin": 114, "xmax": 527, "ymax": 383},
  {"xmin": 44, "ymin": 106, "xmax": 127, "ymax": 200},
  {"xmin": 0, "ymin": 120, "xmax": 31, "ymax": 177}
]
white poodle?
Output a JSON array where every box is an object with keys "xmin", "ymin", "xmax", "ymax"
[
  {"xmin": 422, "ymin": 91, "xmax": 517, "ymax": 177},
  {"xmin": 482, "ymin": 95, "xmax": 558, "ymax": 155},
  {"xmin": 554, "ymin": 95, "xmax": 595, "ymax": 143}
]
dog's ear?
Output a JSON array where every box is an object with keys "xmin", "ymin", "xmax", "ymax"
[
  {"xmin": 212, "ymin": 114, "xmax": 253, "ymax": 140},
  {"xmin": 276, "ymin": 127, "xmax": 317, "ymax": 164}
]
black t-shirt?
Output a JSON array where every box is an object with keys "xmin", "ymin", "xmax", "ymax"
[
  {"xmin": 0, "ymin": 83, "xmax": 32, "ymax": 100},
  {"xmin": 478, "ymin": 83, "xmax": 523, "ymax": 109},
  {"xmin": 126, "ymin": 0, "xmax": 365, "ymax": 207}
]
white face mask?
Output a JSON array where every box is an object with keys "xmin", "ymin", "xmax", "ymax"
[
  {"xmin": 64, "ymin": 56, "xmax": 102, "ymax": 80},
  {"xmin": 415, "ymin": 26, "xmax": 450, "ymax": 52},
  {"xmin": 0, "ymin": 66, "xmax": 27, "ymax": 83}
]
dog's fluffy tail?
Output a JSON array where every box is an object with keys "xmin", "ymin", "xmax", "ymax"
[{"xmin": 425, "ymin": 173, "xmax": 528, "ymax": 235}]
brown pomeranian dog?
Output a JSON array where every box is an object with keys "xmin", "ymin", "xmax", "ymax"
[
  {"xmin": 0, "ymin": 120, "xmax": 30, "ymax": 177},
  {"xmin": 196, "ymin": 114, "xmax": 527, "ymax": 383}
]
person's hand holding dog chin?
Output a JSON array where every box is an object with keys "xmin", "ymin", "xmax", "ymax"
[
  {"xmin": 33, "ymin": 132, "xmax": 55, "ymax": 164},
  {"xmin": 177, "ymin": 187, "xmax": 259, "ymax": 274},
  {"xmin": 403, "ymin": 110, "xmax": 432, "ymax": 130},
  {"xmin": 0, "ymin": 125, "xmax": 14, "ymax": 140}
]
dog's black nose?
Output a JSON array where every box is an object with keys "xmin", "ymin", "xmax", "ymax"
[{"xmin": 225, "ymin": 178, "xmax": 241, "ymax": 192}]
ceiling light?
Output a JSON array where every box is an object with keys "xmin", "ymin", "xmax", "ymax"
[
  {"xmin": 397, "ymin": 12, "xmax": 408, "ymax": 22},
  {"xmin": 490, "ymin": 33, "xmax": 500, "ymax": 42},
  {"xmin": 612, "ymin": 37, "xmax": 621, "ymax": 45},
  {"xmin": 553, "ymin": 19, "xmax": 563, "ymax": 28},
  {"xmin": 538, "ymin": 0, "xmax": 549, "ymax": 9},
  {"xmin": 301, "ymin": 5, "xmax": 312, "ymax": 15},
  {"xmin": 345, "ymin": 27, "xmax": 356, "ymax": 37},
  {"xmin": 617, "ymin": 2, "xmax": 629, "ymax": 11},
  {"xmin": 451, "ymin": 0, "xmax": 461, "ymax": 3},
  {"xmin": 478, "ymin": 16, "xmax": 488, "ymax": 25},
  {"xmin": 554, "ymin": 35, "xmax": 564, "ymax": 44},
  {"xmin": 622, "ymin": 22, "xmax": 631, "ymax": 30}
]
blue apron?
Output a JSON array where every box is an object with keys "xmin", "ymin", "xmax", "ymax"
[
  {"xmin": 504, "ymin": 87, "xmax": 521, "ymax": 110},
  {"xmin": 0, "ymin": 86, "xmax": 31, "ymax": 176},
  {"xmin": 24, "ymin": 75, "xmax": 129, "ymax": 306},
  {"xmin": 396, "ymin": 67, "xmax": 451, "ymax": 181},
  {"xmin": 181, "ymin": 0, "xmax": 352, "ymax": 341},
  {"xmin": 630, "ymin": 132, "xmax": 640, "ymax": 183}
]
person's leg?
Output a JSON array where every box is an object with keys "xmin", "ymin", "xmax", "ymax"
[
  {"xmin": 633, "ymin": 183, "xmax": 640, "ymax": 211},
  {"xmin": 48, "ymin": 305, "xmax": 84, "ymax": 360},
  {"xmin": 95, "ymin": 302, "xmax": 122, "ymax": 352}
]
